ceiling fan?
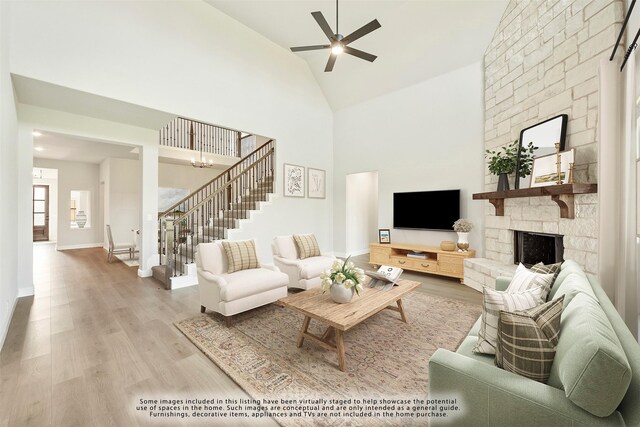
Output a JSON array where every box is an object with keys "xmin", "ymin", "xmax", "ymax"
[{"xmin": 290, "ymin": 0, "xmax": 381, "ymax": 72}]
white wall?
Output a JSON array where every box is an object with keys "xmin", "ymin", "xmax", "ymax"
[
  {"xmin": 107, "ymin": 158, "xmax": 141, "ymax": 245},
  {"xmin": 345, "ymin": 171, "xmax": 378, "ymax": 256},
  {"xmin": 333, "ymin": 62, "xmax": 485, "ymax": 255},
  {"xmin": 0, "ymin": 0, "xmax": 19, "ymax": 350},
  {"xmin": 9, "ymin": 0, "xmax": 333, "ymax": 272},
  {"xmin": 158, "ymin": 162, "xmax": 225, "ymax": 192},
  {"xmin": 33, "ymin": 158, "xmax": 103, "ymax": 249}
]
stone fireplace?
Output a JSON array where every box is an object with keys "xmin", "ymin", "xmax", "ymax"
[{"xmin": 467, "ymin": 0, "xmax": 621, "ymax": 289}]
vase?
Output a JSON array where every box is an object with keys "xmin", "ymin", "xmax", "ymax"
[
  {"xmin": 456, "ymin": 232, "xmax": 469, "ymax": 252},
  {"xmin": 330, "ymin": 282, "xmax": 353, "ymax": 304},
  {"xmin": 76, "ymin": 210, "xmax": 87, "ymax": 229},
  {"xmin": 497, "ymin": 173, "xmax": 510, "ymax": 192}
]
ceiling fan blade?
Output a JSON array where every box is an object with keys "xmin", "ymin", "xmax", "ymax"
[
  {"xmin": 341, "ymin": 19, "xmax": 381, "ymax": 45},
  {"xmin": 290, "ymin": 45, "xmax": 331, "ymax": 52},
  {"xmin": 311, "ymin": 11, "xmax": 335, "ymax": 40},
  {"xmin": 343, "ymin": 46, "xmax": 377, "ymax": 62},
  {"xmin": 324, "ymin": 54, "xmax": 337, "ymax": 72}
]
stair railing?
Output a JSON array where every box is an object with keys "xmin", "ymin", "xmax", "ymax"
[
  {"xmin": 159, "ymin": 116, "xmax": 243, "ymax": 157},
  {"xmin": 159, "ymin": 140, "xmax": 274, "ymax": 278}
]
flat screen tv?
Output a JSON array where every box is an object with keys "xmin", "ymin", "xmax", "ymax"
[{"xmin": 393, "ymin": 190, "xmax": 460, "ymax": 231}]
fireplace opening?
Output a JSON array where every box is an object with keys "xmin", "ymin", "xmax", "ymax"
[{"xmin": 514, "ymin": 231, "xmax": 564, "ymax": 267}]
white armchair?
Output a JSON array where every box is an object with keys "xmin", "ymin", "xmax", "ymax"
[
  {"xmin": 195, "ymin": 241, "xmax": 288, "ymax": 325},
  {"xmin": 271, "ymin": 235, "xmax": 336, "ymax": 290}
]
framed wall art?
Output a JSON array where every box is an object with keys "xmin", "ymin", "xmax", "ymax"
[
  {"xmin": 283, "ymin": 163, "xmax": 305, "ymax": 197},
  {"xmin": 516, "ymin": 114, "xmax": 568, "ymax": 188},
  {"xmin": 530, "ymin": 149, "xmax": 575, "ymax": 187},
  {"xmin": 308, "ymin": 168, "xmax": 326, "ymax": 199},
  {"xmin": 378, "ymin": 229, "xmax": 391, "ymax": 244}
]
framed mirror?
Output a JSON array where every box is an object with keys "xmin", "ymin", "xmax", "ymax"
[{"xmin": 515, "ymin": 114, "xmax": 568, "ymax": 189}]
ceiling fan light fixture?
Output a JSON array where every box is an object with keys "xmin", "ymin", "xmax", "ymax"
[{"xmin": 289, "ymin": 0, "xmax": 380, "ymax": 72}]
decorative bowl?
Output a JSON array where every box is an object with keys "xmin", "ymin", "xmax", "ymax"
[{"xmin": 440, "ymin": 241, "xmax": 456, "ymax": 251}]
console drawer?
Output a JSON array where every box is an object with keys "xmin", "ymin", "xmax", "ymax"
[
  {"xmin": 439, "ymin": 254, "xmax": 463, "ymax": 264},
  {"xmin": 439, "ymin": 262, "xmax": 463, "ymax": 276},
  {"xmin": 393, "ymin": 257, "xmax": 437, "ymax": 272}
]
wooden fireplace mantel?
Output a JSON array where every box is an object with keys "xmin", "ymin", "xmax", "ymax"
[{"xmin": 472, "ymin": 183, "xmax": 597, "ymax": 219}]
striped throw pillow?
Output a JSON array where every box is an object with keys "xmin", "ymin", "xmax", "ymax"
[
  {"xmin": 473, "ymin": 285, "xmax": 546, "ymax": 355},
  {"xmin": 496, "ymin": 296, "xmax": 564, "ymax": 383},
  {"xmin": 221, "ymin": 240, "xmax": 259, "ymax": 273},
  {"xmin": 506, "ymin": 263, "xmax": 554, "ymax": 300},
  {"xmin": 293, "ymin": 234, "xmax": 321, "ymax": 259}
]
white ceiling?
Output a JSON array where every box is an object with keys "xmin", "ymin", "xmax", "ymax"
[{"xmin": 207, "ymin": 0, "xmax": 508, "ymax": 110}]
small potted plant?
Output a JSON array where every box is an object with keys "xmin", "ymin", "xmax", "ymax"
[
  {"xmin": 485, "ymin": 140, "xmax": 536, "ymax": 191},
  {"xmin": 320, "ymin": 256, "xmax": 366, "ymax": 304},
  {"xmin": 453, "ymin": 219, "xmax": 473, "ymax": 252}
]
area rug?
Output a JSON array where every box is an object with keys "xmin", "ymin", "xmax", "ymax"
[{"xmin": 175, "ymin": 292, "xmax": 481, "ymax": 426}]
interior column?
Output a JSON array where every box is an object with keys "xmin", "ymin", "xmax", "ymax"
[{"xmin": 138, "ymin": 143, "xmax": 159, "ymax": 278}]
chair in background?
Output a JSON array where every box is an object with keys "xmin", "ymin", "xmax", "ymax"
[
  {"xmin": 271, "ymin": 234, "xmax": 336, "ymax": 290},
  {"xmin": 106, "ymin": 224, "xmax": 137, "ymax": 263}
]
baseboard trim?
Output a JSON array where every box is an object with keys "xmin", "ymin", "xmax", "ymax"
[
  {"xmin": 18, "ymin": 286, "xmax": 34, "ymax": 297},
  {"xmin": 56, "ymin": 243, "xmax": 103, "ymax": 251},
  {"xmin": 0, "ymin": 296, "xmax": 18, "ymax": 352},
  {"xmin": 137, "ymin": 268, "xmax": 153, "ymax": 278},
  {"xmin": 170, "ymin": 274, "xmax": 198, "ymax": 290}
]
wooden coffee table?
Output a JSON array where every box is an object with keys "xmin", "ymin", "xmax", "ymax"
[{"xmin": 279, "ymin": 279, "xmax": 421, "ymax": 371}]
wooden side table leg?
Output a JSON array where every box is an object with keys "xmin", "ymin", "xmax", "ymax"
[
  {"xmin": 335, "ymin": 330, "xmax": 347, "ymax": 371},
  {"xmin": 297, "ymin": 316, "xmax": 311, "ymax": 348},
  {"xmin": 397, "ymin": 299, "xmax": 408, "ymax": 323}
]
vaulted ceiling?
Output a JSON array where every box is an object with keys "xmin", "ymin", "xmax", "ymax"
[{"xmin": 206, "ymin": 0, "xmax": 508, "ymax": 110}]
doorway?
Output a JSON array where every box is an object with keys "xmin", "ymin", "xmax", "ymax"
[
  {"xmin": 345, "ymin": 171, "xmax": 379, "ymax": 255},
  {"xmin": 33, "ymin": 185, "xmax": 49, "ymax": 241}
]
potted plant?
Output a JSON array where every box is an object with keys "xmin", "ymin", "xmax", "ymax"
[
  {"xmin": 320, "ymin": 256, "xmax": 366, "ymax": 304},
  {"xmin": 453, "ymin": 219, "xmax": 473, "ymax": 252},
  {"xmin": 485, "ymin": 140, "xmax": 536, "ymax": 191}
]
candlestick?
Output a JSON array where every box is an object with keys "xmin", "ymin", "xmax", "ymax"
[
  {"xmin": 555, "ymin": 143, "xmax": 562, "ymax": 185},
  {"xmin": 568, "ymin": 162, "xmax": 574, "ymax": 184}
]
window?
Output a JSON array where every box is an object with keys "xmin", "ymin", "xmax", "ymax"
[{"xmin": 70, "ymin": 190, "xmax": 91, "ymax": 229}]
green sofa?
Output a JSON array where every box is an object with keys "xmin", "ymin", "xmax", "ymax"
[{"xmin": 428, "ymin": 260, "xmax": 640, "ymax": 426}]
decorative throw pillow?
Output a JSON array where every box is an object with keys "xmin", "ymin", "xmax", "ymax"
[
  {"xmin": 495, "ymin": 296, "xmax": 564, "ymax": 383},
  {"xmin": 506, "ymin": 263, "xmax": 554, "ymax": 300},
  {"xmin": 473, "ymin": 285, "xmax": 546, "ymax": 355},
  {"xmin": 221, "ymin": 240, "xmax": 259, "ymax": 273},
  {"xmin": 530, "ymin": 261, "xmax": 562, "ymax": 284},
  {"xmin": 293, "ymin": 234, "xmax": 321, "ymax": 259}
]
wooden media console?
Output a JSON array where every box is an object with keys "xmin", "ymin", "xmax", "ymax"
[{"xmin": 369, "ymin": 242, "xmax": 475, "ymax": 283}]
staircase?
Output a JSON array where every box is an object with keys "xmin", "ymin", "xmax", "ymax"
[{"xmin": 152, "ymin": 119, "xmax": 275, "ymax": 289}]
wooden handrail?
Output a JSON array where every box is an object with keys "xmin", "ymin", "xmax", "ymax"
[
  {"xmin": 176, "ymin": 116, "xmax": 242, "ymax": 134},
  {"xmin": 168, "ymin": 148, "xmax": 274, "ymax": 222},
  {"xmin": 158, "ymin": 139, "xmax": 274, "ymax": 217}
]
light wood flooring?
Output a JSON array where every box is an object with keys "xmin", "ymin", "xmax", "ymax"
[{"xmin": 0, "ymin": 245, "xmax": 481, "ymax": 426}]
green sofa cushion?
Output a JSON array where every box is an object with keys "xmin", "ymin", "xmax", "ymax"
[
  {"xmin": 548, "ymin": 293, "xmax": 632, "ymax": 417},
  {"xmin": 548, "ymin": 260, "xmax": 587, "ymax": 300},
  {"xmin": 456, "ymin": 336, "xmax": 495, "ymax": 366},
  {"xmin": 468, "ymin": 317, "xmax": 482, "ymax": 337},
  {"xmin": 551, "ymin": 272, "xmax": 596, "ymax": 307}
]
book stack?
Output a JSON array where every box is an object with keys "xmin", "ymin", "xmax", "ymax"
[{"xmin": 407, "ymin": 253, "xmax": 427, "ymax": 260}]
